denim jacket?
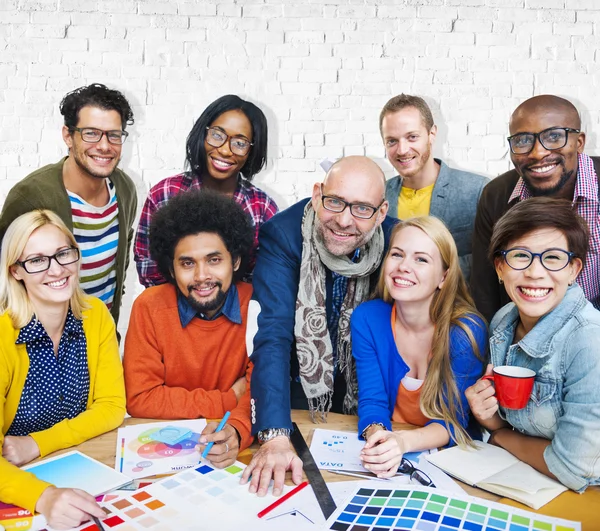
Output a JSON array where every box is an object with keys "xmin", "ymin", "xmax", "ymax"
[{"xmin": 489, "ymin": 284, "xmax": 600, "ymax": 492}]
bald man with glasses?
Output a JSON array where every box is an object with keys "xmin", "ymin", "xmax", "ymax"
[
  {"xmin": 471, "ymin": 95, "xmax": 600, "ymax": 321},
  {"xmin": 0, "ymin": 83, "xmax": 137, "ymax": 326}
]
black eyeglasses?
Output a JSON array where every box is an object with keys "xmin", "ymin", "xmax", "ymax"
[
  {"xmin": 320, "ymin": 185, "xmax": 384, "ymax": 220},
  {"xmin": 498, "ymin": 248, "xmax": 575, "ymax": 272},
  {"xmin": 70, "ymin": 127, "xmax": 128, "ymax": 145},
  {"xmin": 205, "ymin": 127, "xmax": 253, "ymax": 156},
  {"xmin": 398, "ymin": 458, "xmax": 436, "ymax": 487},
  {"xmin": 507, "ymin": 127, "xmax": 580, "ymax": 155},
  {"xmin": 16, "ymin": 247, "xmax": 80, "ymax": 274}
]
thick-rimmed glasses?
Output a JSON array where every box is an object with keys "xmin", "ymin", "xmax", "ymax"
[
  {"xmin": 398, "ymin": 458, "xmax": 436, "ymax": 487},
  {"xmin": 498, "ymin": 248, "xmax": 575, "ymax": 272},
  {"xmin": 16, "ymin": 247, "xmax": 80, "ymax": 274},
  {"xmin": 320, "ymin": 185, "xmax": 384, "ymax": 220},
  {"xmin": 507, "ymin": 127, "xmax": 580, "ymax": 155},
  {"xmin": 70, "ymin": 127, "xmax": 128, "ymax": 145},
  {"xmin": 205, "ymin": 127, "xmax": 253, "ymax": 156}
]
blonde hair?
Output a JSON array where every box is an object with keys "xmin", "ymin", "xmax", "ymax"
[
  {"xmin": 375, "ymin": 217, "xmax": 485, "ymax": 447},
  {"xmin": 0, "ymin": 210, "xmax": 88, "ymax": 328}
]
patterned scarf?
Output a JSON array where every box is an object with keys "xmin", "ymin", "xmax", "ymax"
[{"xmin": 294, "ymin": 202, "xmax": 385, "ymax": 421}]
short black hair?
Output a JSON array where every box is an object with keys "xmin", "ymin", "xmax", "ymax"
[
  {"xmin": 149, "ymin": 190, "xmax": 254, "ymax": 284},
  {"xmin": 60, "ymin": 83, "xmax": 134, "ymax": 130},
  {"xmin": 186, "ymin": 95, "xmax": 268, "ymax": 181},
  {"xmin": 490, "ymin": 197, "xmax": 589, "ymax": 268}
]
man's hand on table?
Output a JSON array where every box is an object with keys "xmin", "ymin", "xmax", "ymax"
[
  {"xmin": 35, "ymin": 486, "xmax": 105, "ymax": 531},
  {"xmin": 2, "ymin": 435, "xmax": 40, "ymax": 466},
  {"xmin": 197, "ymin": 422, "xmax": 239, "ymax": 469},
  {"xmin": 239, "ymin": 436, "xmax": 303, "ymax": 497}
]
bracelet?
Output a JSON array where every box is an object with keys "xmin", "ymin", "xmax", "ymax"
[{"xmin": 361, "ymin": 422, "xmax": 386, "ymax": 440}]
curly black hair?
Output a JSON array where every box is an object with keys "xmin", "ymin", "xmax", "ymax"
[
  {"xmin": 186, "ymin": 95, "xmax": 268, "ymax": 181},
  {"xmin": 60, "ymin": 83, "xmax": 134, "ymax": 129},
  {"xmin": 149, "ymin": 190, "xmax": 254, "ymax": 284}
]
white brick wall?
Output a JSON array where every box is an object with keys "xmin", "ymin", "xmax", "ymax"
[{"xmin": 1, "ymin": 0, "xmax": 600, "ymax": 334}]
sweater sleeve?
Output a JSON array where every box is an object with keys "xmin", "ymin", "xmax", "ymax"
[
  {"xmin": 123, "ymin": 295, "xmax": 238, "ymax": 418},
  {"xmin": 0, "ymin": 345, "xmax": 52, "ymax": 513},
  {"xmin": 30, "ymin": 300, "xmax": 126, "ymax": 456},
  {"xmin": 227, "ymin": 361, "xmax": 254, "ymax": 451},
  {"xmin": 351, "ymin": 303, "xmax": 394, "ymax": 438}
]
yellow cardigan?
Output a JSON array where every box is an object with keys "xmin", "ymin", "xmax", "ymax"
[{"xmin": 0, "ymin": 296, "xmax": 126, "ymax": 513}]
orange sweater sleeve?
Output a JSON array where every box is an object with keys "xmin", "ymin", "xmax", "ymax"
[
  {"xmin": 123, "ymin": 293, "xmax": 238, "ymax": 419},
  {"xmin": 228, "ymin": 360, "xmax": 253, "ymax": 450}
]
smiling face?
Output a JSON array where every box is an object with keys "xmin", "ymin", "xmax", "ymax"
[
  {"xmin": 509, "ymin": 104, "xmax": 585, "ymax": 197},
  {"xmin": 311, "ymin": 157, "xmax": 388, "ymax": 257},
  {"xmin": 62, "ymin": 105, "xmax": 123, "ymax": 179},
  {"xmin": 11, "ymin": 224, "xmax": 79, "ymax": 311},
  {"xmin": 495, "ymin": 228, "xmax": 582, "ymax": 331},
  {"xmin": 383, "ymin": 226, "xmax": 447, "ymax": 306},
  {"xmin": 204, "ymin": 109, "xmax": 252, "ymax": 183},
  {"xmin": 381, "ymin": 107, "xmax": 436, "ymax": 182},
  {"xmin": 172, "ymin": 232, "xmax": 239, "ymax": 319}
]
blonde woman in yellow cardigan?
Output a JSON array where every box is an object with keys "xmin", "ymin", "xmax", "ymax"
[{"xmin": 0, "ymin": 210, "xmax": 125, "ymax": 530}]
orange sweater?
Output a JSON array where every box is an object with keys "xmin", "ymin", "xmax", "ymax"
[{"xmin": 123, "ymin": 282, "xmax": 253, "ymax": 449}]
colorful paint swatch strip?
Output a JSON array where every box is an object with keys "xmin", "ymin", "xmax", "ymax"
[{"xmin": 325, "ymin": 486, "xmax": 580, "ymax": 531}]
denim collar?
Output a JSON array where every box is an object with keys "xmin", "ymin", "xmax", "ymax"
[
  {"xmin": 490, "ymin": 284, "xmax": 587, "ymax": 359},
  {"xmin": 176, "ymin": 284, "xmax": 241, "ymax": 327}
]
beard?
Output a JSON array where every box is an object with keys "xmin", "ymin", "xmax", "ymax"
[
  {"xmin": 185, "ymin": 282, "xmax": 227, "ymax": 315},
  {"xmin": 314, "ymin": 216, "xmax": 377, "ymax": 257},
  {"xmin": 520, "ymin": 161, "xmax": 575, "ymax": 197},
  {"xmin": 393, "ymin": 142, "xmax": 431, "ymax": 180}
]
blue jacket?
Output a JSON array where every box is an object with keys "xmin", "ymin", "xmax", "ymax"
[
  {"xmin": 351, "ymin": 299, "xmax": 487, "ymax": 440},
  {"xmin": 249, "ymin": 198, "xmax": 397, "ymax": 433},
  {"xmin": 385, "ymin": 159, "xmax": 489, "ymax": 282},
  {"xmin": 490, "ymin": 284, "xmax": 600, "ymax": 492}
]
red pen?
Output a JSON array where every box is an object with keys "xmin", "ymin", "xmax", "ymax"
[{"xmin": 257, "ymin": 481, "xmax": 309, "ymax": 518}]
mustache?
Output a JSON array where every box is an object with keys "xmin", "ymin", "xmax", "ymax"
[{"xmin": 522, "ymin": 156, "xmax": 564, "ymax": 170}]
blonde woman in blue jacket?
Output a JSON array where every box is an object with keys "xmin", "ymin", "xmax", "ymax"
[{"xmin": 351, "ymin": 217, "xmax": 486, "ymax": 478}]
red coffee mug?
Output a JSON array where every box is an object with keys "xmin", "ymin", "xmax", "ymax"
[{"xmin": 482, "ymin": 365, "xmax": 535, "ymax": 410}]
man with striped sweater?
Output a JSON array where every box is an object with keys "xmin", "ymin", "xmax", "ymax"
[{"xmin": 0, "ymin": 84, "xmax": 137, "ymax": 326}]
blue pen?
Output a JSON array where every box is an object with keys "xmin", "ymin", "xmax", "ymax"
[{"xmin": 201, "ymin": 411, "xmax": 231, "ymax": 459}]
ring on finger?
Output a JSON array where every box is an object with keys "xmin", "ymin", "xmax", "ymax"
[{"xmin": 224, "ymin": 442, "xmax": 229, "ymax": 453}]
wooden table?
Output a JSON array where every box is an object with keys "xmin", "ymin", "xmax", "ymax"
[{"xmin": 57, "ymin": 411, "xmax": 598, "ymax": 529}]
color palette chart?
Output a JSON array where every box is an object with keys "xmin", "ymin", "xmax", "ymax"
[
  {"xmin": 68, "ymin": 459, "xmax": 296, "ymax": 531},
  {"xmin": 324, "ymin": 486, "xmax": 580, "ymax": 531}
]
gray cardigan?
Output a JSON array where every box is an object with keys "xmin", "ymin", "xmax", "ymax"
[{"xmin": 385, "ymin": 158, "xmax": 489, "ymax": 281}]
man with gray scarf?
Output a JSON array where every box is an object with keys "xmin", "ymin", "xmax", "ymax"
[{"xmin": 240, "ymin": 156, "xmax": 396, "ymax": 497}]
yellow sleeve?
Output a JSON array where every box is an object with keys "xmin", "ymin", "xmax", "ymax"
[
  {"xmin": 0, "ymin": 334, "xmax": 52, "ymax": 513},
  {"xmin": 30, "ymin": 299, "xmax": 126, "ymax": 456}
]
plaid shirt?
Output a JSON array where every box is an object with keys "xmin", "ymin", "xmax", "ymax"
[
  {"xmin": 134, "ymin": 172, "xmax": 278, "ymax": 287},
  {"xmin": 508, "ymin": 153, "xmax": 600, "ymax": 309}
]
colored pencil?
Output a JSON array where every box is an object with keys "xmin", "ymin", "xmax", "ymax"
[
  {"xmin": 201, "ymin": 411, "xmax": 230, "ymax": 459},
  {"xmin": 257, "ymin": 481, "xmax": 309, "ymax": 518}
]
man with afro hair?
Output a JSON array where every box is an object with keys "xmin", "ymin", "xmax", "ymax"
[{"xmin": 123, "ymin": 189, "xmax": 255, "ymax": 469}]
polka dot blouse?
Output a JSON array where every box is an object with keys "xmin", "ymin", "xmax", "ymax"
[{"xmin": 7, "ymin": 310, "xmax": 90, "ymax": 437}]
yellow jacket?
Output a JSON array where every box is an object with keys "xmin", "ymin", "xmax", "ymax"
[{"xmin": 0, "ymin": 296, "xmax": 126, "ymax": 512}]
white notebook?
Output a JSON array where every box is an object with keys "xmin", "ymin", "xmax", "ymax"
[{"xmin": 426, "ymin": 441, "xmax": 567, "ymax": 510}]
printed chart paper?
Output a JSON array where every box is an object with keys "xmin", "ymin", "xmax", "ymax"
[
  {"xmin": 322, "ymin": 485, "xmax": 581, "ymax": 531},
  {"xmin": 310, "ymin": 429, "xmax": 434, "ymax": 473},
  {"xmin": 67, "ymin": 458, "xmax": 297, "ymax": 531},
  {"xmin": 115, "ymin": 419, "xmax": 207, "ymax": 479}
]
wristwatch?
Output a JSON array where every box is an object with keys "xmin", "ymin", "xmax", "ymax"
[
  {"xmin": 361, "ymin": 422, "xmax": 387, "ymax": 440},
  {"xmin": 257, "ymin": 428, "xmax": 291, "ymax": 445}
]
